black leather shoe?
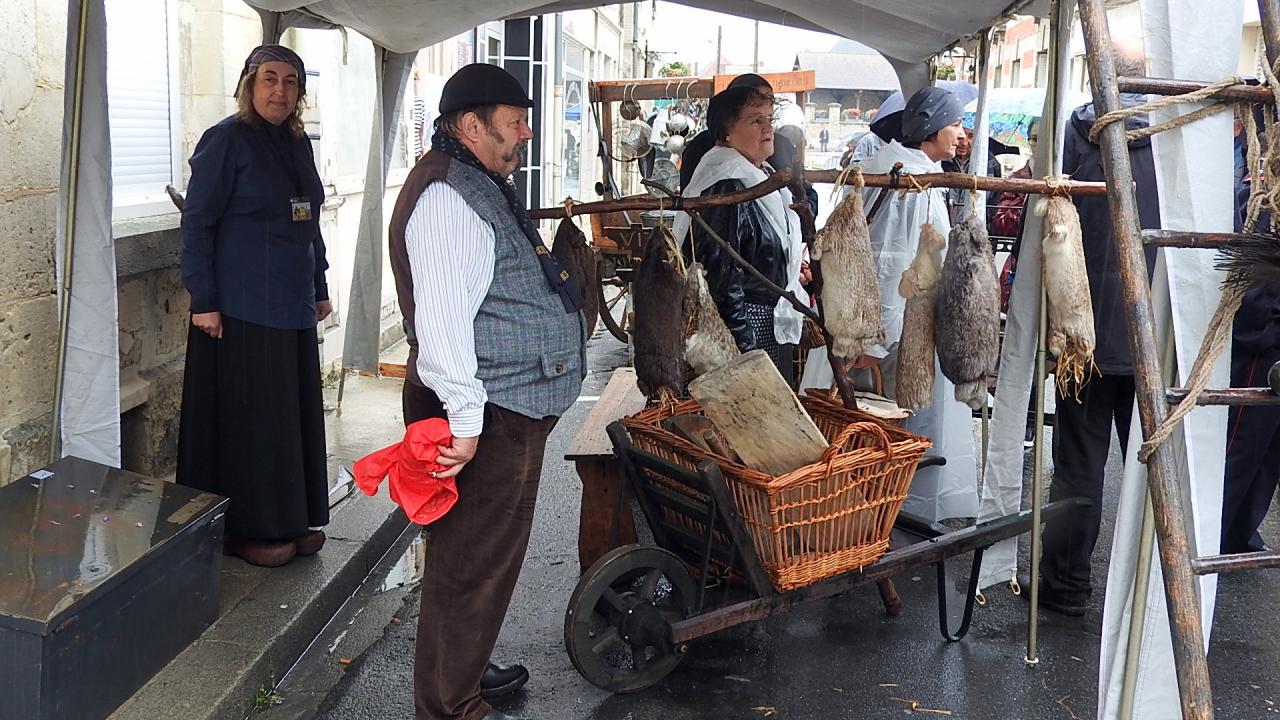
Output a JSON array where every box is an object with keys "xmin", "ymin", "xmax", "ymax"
[
  {"xmin": 482, "ymin": 711, "xmax": 529, "ymax": 720},
  {"xmin": 1015, "ymin": 575, "xmax": 1087, "ymax": 617},
  {"xmin": 480, "ymin": 662, "xmax": 529, "ymax": 700}
]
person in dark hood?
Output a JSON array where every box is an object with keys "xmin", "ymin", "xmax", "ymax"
[
  {"xmin": 1221, "ymin": 112, "xmax": 1280, "ymax": 555},
  {"xmin": 1031, "ymin": 41, "xmax": 1161, "ymax": 617}
]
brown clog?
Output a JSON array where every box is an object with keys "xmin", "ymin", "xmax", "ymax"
[
  {"xmin": 224, "ymin": 539, "xmax": 297, "ymax": 568},
  {"xmin": 294, "ymin": 530, "xmax": 326, "ymax": 556}
]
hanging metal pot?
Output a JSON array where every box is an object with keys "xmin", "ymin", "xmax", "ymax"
[
  {"xmin": 664, "ymin": 134, "xmax": 686, "ymax": 155},
  {"xmin": 619, "ymin": 99, "xmax": 641, "ymax": 121},
  {"xmin": 666, "ymin": 110, "xmax": 689, "ymax": 135}
]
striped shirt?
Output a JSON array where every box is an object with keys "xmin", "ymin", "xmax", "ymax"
[
  {"xmin": 411, "ymin": 98, "xmax": 427, "ymax": 159},
  {"xmin": 404, "ymin": 182, "xmax": 496, "ymax": 437}
]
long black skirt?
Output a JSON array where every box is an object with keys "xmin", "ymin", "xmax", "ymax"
[{"xmin": 176, "ymin": 315, "xmax": 329, "ymax": 540}]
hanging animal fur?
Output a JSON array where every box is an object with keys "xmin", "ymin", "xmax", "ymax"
[
  {"xmin": 551, "ymin": 217, "xmax": 600, "ymax": 336},
  {"xmin": 811, "ymin": 176, "xmax": 884, "ymax": 358},
  {"xmin": 681, "ymin": 262, "xmax": 740, "ymax": 376},
  {"xmin": 934, "ymin": 198, "xmax": 1001, "ymax": 410},
  {"xmin": 894, "ymin": 223, "xmax": 947, "ymax": 410},
  {"xmin": 632, "ymin": 225, "xmax": 688, "ymax": 398},
  {"xmin": 1216, "ymin": 229, "xmax": 1280, "ymax": 288},
  {"xmin": 1037, "ymin": 193, "xmax": 1096, "ymax": 396}
]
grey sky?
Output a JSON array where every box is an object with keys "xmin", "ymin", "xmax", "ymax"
[{"xmin": 647, "ymin": 1, "xmax": 842, "ymax": 73}]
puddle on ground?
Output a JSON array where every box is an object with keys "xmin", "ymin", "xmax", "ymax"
[{"xmin": 379, "ymin": 533, "xmax": 426, "ymax": 593}]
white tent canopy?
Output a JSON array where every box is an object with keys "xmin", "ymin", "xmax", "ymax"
[{"xmin": 242, "ymin": 0, "xmax": 1047, "ymax": 62}]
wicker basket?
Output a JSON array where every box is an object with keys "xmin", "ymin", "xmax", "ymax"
[{"xmin": 622, "ymin": 396, "xmax": 931, "ymax": 591}]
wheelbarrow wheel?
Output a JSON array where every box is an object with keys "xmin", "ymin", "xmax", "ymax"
[
  {"xmin": 597, "ymin": 273, "xmax": 631, "ymax": 344},
  {"xmin": 564, "ymin": 544, "xmax": 696, "ymax": 693}
]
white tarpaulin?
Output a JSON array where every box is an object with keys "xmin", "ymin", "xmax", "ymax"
[
  {"xmin": 975, "ymin": 0, "xmax": 1074, "ymax": 590},
  {"xmin": 56, "ymin": 0, "xmax": 121, "ymax": 467},
  {"xmin": 1097, "ymin": 1, "xmax": 1238, "ymax": 717},
  {"xmin": 244, "ymin": 1, "xmax": 1049, "ymax": 63}
]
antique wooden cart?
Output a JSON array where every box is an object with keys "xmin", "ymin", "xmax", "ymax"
[{"xmin": 561, "ymin": 415, "xmax": 1085, "ymax": 693}]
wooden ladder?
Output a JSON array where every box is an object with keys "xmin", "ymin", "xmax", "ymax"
[{"xmin": 1076, "ymin": 0, "xmax": 1280, "ymax": 717}]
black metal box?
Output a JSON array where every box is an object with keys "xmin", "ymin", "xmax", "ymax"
[{"xmin": 0, "ymin": 457, "xmax": 227, "ymax": 720}]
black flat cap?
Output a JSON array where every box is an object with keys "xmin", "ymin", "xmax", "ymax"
[{"xmin": 440, "ymin": 63, "xmax": 535, "ymax": 113}]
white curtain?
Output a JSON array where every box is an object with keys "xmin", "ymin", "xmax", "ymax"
[
  {"xmin": 975, "ymin": 0, "xmax": 1074, "ymax": 589},
  {"xmin": 56, "ymin": 0, "xmax": 120, "ymax": 467},
  {"xmin": 1097, "ymin": 0, "xmax": 1239, "ymax": 716}
]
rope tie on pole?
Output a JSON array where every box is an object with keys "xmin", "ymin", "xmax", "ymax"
[{"xmin": 1088, "ymin": 75, "xmax": 1245, "ymax": 144}]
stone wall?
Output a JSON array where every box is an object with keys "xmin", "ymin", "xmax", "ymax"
[
  {"xmin": 0, "ymin": 0, "xmax": 65, "ymax": 486},
  {"xmin": 115, "ymin": 220, "xmax": 190, "ymax": 477}
]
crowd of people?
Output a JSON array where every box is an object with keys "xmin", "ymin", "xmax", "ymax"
[{"xmin": 176, "ymin": 44, "xmax": 1278, "ymax": 720}]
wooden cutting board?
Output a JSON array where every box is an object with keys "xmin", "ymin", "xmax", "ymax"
[{"xmin": 688, "ymin": 350, "xmax": 828, "ymax": 474}]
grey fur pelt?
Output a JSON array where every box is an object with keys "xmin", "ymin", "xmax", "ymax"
[
  {"xmin": 934, "ymin": 209, "xmax": 1000, "ymax": 410},
  {"xmin": 633, "ymin": 226, "xmax": 688, "ymax": 398},
  {"xmin": 682, "ymin": 262, "xmax": 740, "ymax": 376},
  {"xmin": 1037, "ymin": 195, "xmax": 1096, "ymax": 392},
  {"xmin": 812, "ymin": 187, "xmax": 883, "ymax": 358},
  {"xmin": 895, "ymin": 223, "xmax": 946, "ymax": 410}
]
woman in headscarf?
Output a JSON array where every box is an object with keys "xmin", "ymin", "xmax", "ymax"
[
  {"xmin": 858, "ymin": 85, "xmax": 979, "ymax": 522},
  {"xmin": 178, "ymin": 45, "xmax": 331, "ymax": 567},
  {"xmin": 673, "ymin": 85, "xmax": 808, "ymax": 381}
]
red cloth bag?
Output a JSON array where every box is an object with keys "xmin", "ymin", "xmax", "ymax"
[{"xmin": 353, "ymin": 418, "xmax": 459, "ymax": 525}]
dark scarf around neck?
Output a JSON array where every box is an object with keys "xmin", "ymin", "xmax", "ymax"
[{"xmin": 432, "ymin": 131, "xmax": 585, "ymax": 314}]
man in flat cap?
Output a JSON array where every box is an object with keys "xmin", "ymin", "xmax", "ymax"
[{"xmin": 388, "ymin": 62, "xmax": 587, "ymax": 720}]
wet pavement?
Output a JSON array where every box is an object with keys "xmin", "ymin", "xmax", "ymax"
[{"xmin": 281, "ymin": 313, "xmax": 1280, "ymax": 719}]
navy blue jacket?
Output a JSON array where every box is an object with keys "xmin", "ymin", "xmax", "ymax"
[
  {"xmin": 181, "ymin": 115, "xmax": 329, "ymax": 330},
  {"xmin": 1063, "ymin": 96, "xmax": 1161, "ymax": 375}
]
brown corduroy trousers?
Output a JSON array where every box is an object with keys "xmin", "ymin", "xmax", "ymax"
[{"xmin": 404, "ymin": 382, "xmax": 557, "ymax": 720}]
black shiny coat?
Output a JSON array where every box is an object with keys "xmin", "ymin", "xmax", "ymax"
[{"xmin": 683, "ymin": 178, "xmax": 790, "ymax": 352}]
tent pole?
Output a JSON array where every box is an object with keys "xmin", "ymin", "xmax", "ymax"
[
  {"xmin": 1026, "ymin": 0, "xmax": 1065, "ymax": 666},
  {"xmin": 1119, "ymin": 492, "xmax": 1157, "ymax": 719},
  {"xmin": 1119, "ymin": 307, "xmax": 1177, "ymax": 716},
  {"xmin": 50, "ymin": 0, "xmax": 93, "ymax": 463}
]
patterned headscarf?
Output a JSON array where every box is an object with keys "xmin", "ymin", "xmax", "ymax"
[{"xmin": 235, "ymin": 44, "xmax": 306, "ymax": 97}]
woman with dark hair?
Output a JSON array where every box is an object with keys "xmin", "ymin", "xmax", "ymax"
[
  {"xmin": 672, "ymin": 85, "xmax": 808, "ymax": 380},
  {"xmin": 177, "ymin": 45, "xmax": 332, "ymax": 568}
]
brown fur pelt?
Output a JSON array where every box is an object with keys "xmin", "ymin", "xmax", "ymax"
[
  {"xmin": 551, "ymin": 218, "xmax": 600, "ymax": 336},
  {"xmin": 811, "ymin": 188, "xmax": 883, "ymax": 358},
  {"xmin": 894, "ymin": 223, "xmax": 947, "ymax": 410},
  {"xmin": 934, "ymin": 207, "xmax": 1000, "ymax": 410},
  {"xmin": 1037, "ymin": 195, "xmax": 1096, "ymax": 396},
  {"xmin": 633, "ymin": 226, "xmax": 688, "ymax": 398},
  {"xmin": 681, "ymin": 262, "xmax": 740, "ymax": 376}
]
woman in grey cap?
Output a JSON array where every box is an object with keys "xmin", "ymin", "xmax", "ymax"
[{"xmin": 855, "ymin": 85, "xmax": 978, "ymax": 523}]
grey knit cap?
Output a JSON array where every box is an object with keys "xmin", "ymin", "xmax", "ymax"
[{"xmin": 900, "ymin": 86, "xmax": 964, "ymax": 144}]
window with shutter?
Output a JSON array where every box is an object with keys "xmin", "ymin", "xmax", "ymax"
[{"xmin": 106, "ymin": 0, "xmax": 180, "ymax": 216}]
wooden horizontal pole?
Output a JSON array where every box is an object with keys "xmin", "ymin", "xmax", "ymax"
[
  {"xmin": 804, "ymin": 169, "xmax": 1109, "ymax": 195},
  {"xmin": 529, "ymin": 170, "xmax": 1109, "ymax": 220},
  {"xmin": 1117, "ymin": 75, "xmax": 1274, "ymax": 103},
  {"xmin": 1166, "ymin": 387, "xmax": 1280, "ymax": 406},
  {"xmin": 1142, "ymin": 229, "xmax": 1237, "ymax": 248},
  {"xmin": 590, "ymin": 78, "xmax": 715, "ymax": 103},
  {"xmin": 529, "ymin": 171, "xmax": 794, "ymax": 219},
  {"xmin": 1192, "ymin": 550, "xmax": 1280, "ymax": 575}
]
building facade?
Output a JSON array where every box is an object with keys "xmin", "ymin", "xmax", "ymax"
[{"xmin": 0, "ymin": 1, "xmax": 648, "ymax": 485}]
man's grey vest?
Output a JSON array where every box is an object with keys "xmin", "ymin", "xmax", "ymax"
[{"xmin": 410, "ymin": 158, "xmax": 585, "ymax": 420}]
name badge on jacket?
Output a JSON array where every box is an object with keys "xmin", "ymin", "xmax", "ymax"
[{"xmin": 290, "ymin": 197, "xmax": 313, "ymax": 222}]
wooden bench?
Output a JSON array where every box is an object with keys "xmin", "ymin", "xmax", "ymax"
[{"xmin": 565, "ymin": 367, "xmax": 645, "ymax": 571}]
